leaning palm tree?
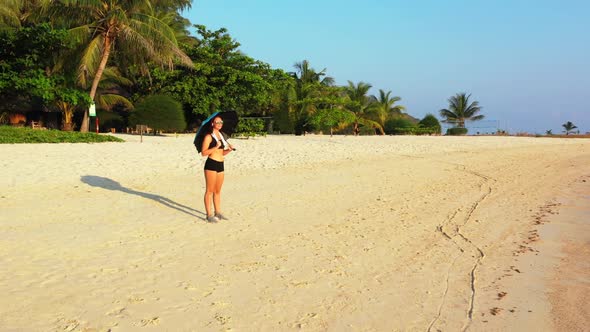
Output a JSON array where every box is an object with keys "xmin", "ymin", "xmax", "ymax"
[
  {"xmin": 50, "ymin": 67, "xmax": 133, "ymax": 131},
  {"xmin": 562, "ymin": 121, "xmax": 577, "ymax": 135},
  {"xmin": 51, "ymin": 0, "xmax": 193, "ymax": 131},
  {"xmin": 439, "ymin": 93, "xmax": 484, "ymax": 128},
  {"xmin": 370, "ymin": 89, "xmax": 405, "ymax": 134}
]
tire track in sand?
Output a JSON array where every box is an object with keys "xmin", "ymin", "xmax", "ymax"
[{"xmin": 428, "ymin": 162, "xmax": 495, "ymax": 332}]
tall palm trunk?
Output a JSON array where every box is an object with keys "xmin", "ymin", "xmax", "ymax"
[{"xmin": 81, "ymin": 33, "xmax": 112, "ymax": 132}]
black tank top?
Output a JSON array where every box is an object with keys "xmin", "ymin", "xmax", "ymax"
[{"xmin": 208, "ymin": 133, "xmax": 225, "ymax": 149}]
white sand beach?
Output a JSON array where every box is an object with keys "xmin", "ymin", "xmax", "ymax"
[{"xmin": 1, "ymin": 134, "xmax": 589, "ymax": 331}]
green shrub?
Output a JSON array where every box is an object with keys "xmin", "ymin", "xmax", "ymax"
[
  {"xmin": 385, "ymin": 117, "xmax": 416, "ymax": 135},
  {"xmin": 391, "ymin": 126, "xmax": 440, "ymax": 135},
  {"xmin": 129, "ymin": 95, "xmax": 185, "ymax": 132},
  {"xmin": 418, "ymin": 127, "xmax": 440, "ymax": 135},
  {"xmin": 0, "ymin": 126, "xmax": 124, "ymax": 143},
  {"xmin": 419, "ymin": 114, "xmax": 441, "ymax": 134},
  {"xmin": 358, "ymin": 125, "xmax": 377, "ymax": 135},
  {"xmin": 446, "ymin": 127, "xmax": 468, "ymax": 136},
  {"xmin": 391, "ymin": 127, "xmax": 414, "ymax": 135},
  {"xmin": 235, "ymin": 118, "xmax": 266, "ymax": 137}
]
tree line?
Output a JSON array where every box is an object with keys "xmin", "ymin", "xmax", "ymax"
[{"xmin": 1, "ymin": 1, "xmax": 485, "ymax": 135}]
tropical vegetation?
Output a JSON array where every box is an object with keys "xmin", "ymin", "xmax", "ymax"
[
  {"xmin": 446, "ymin": 127, "xmax": 469, "ymax": 136},
  {"xmin": 439, "ymin": 93, "xmax": 484, "ymax": 134},
  {"xmin": 0, "ymin": 125, "xmax": 123, "ymax": 143},
  {"xmin": 235, "ymin": 118, "xmax": 267, "ymax": 137},
  {"xmin": 343, "ymin": 81, "xmax": 379, "ymax": 135},
  {"xmin": 371, "ymin": 89, "xmax": 405, "ymax": 134},
  {"xmin": 1, "ymin": 0, "xmax": 481, "ymax": 138},
  {"xmin": 418, "ymin": 114, "xmax": 441, "ymax": 133},
  {"xmin": 129, "ymin": 95, "xmax": 185, "ymax": 132},
  {"xmin": 562, "ymin": 121, "xmax": 577, "ymax": 135}
]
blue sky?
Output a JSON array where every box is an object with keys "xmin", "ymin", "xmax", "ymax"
[{"xmin": 184, "ymin": 0, "xmax": 589, "ymax": 134}]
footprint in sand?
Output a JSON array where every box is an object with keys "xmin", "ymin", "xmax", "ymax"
[
  {"xmin": 134, "ymin": 317, "xmax": 160, "ymax": 327},
  {"xmin": 292, "ymin": 313, "xmax": 319, "ymax": 329},
  {"xmin": 106, "ymin": 307, "xmax": 128, "ymax": 318},
  {"xmin": 128, "ymin": 295, "xmax": 145, "ymax": 304},
  {"xmin": 178, "ymin": 281, "xmax": 199, "ymax": 291},
  {"xmin": 214, "ymin": 313, "xmax": 231, "ymax": 325},
  {"xmin": 61, "ymin": 319, "xmax": 80, "ymax": 332},
  {"xmin": 290, "ymin": 281, "xmax": 310, "ymax": 287},
  {"xmin": 490, "ymin": 307, "xmax": 503, "ymax": 315}
]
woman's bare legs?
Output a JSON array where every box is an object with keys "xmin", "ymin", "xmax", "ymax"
[
  {"xmin": 204, "ymin": 170, "xmax": 218, "ymax": 217},
  {"xmin": 213, "ymin": 172, "xmax": 225, "ymax": 214}
]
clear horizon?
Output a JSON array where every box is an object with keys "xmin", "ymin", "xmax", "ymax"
[{"xmin": 185, "ymin": 0, "xmax": 589, "ymax": 134}]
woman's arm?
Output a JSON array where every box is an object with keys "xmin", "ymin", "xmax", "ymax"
[{"xmin": 222, "ymin": 145, "xmax": 234, "ymax": 156}]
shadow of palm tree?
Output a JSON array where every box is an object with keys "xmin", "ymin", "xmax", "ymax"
[{"xmin": 81, "ymin": 175, "xmax": 205, "ymax": 218}]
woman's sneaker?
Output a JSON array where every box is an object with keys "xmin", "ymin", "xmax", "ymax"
[
  {"xmin": 206, "ymin": 215, "xmax": 219, "ymax": 223},
  {"xmin": 215, "ymin": 213, "xmax": 229, "ymax": 221}
]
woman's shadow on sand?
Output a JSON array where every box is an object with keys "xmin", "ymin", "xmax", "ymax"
[{"xmin": 81, "ymin": 175, "xmax": 205, "ymax": 218}]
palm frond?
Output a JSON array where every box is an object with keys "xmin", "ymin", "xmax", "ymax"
[
  {"xmin": 127, "ymin": 14, "xmax": 193, "ymax": 68},
  {"xmin": 439, "ymin": 109, "xmax": 457, "ymax": 122},
  {"xmin": 77, "ymin": 34, "xmax": 103, "ymax": 88},
  {"xmin": 101, "ymin": 67, "xmax": 133, "ymax": 86},
  {"xmin": 358, "ymin": 118, "xmax": 383, "ymax": 132},
  {"xmin": 67, "ymin": 25, "xmax": 92, "ymax": 44},
  {"xmin": 96, "ymin": 94, "xmax": 133, "ymax": 111},
  {"xmin": 0, "ymin": 1, "xmax": 21, "ymax": 28}
]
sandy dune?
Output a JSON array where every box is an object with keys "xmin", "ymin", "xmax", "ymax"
[{"xmin": 1, "ymin": 134, "xmax": 588, "ymax": 331}]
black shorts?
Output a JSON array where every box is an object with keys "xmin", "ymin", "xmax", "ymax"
[{"xmin": 204, "ymin": 158, "xmax": 224, "ymax": 172}]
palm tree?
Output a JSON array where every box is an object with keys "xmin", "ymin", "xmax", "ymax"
[
  {"xmin": 370, "ymin": 89, "xmax": 405, "ymax": 134},
  {"xmin": 545, "ymin": 129, "xmax": 553, "ymax": 135},
  {"xmin": 51, "ymin": 0, "xmax": 193, "ymax": 131},
  {"xmin": 439, "ymin": 93, "xmax": 484, "ymax": 128},
  {"xmin": 50, "ymin": 66, "xmax": 133, "ymax": 131},
  {"xmin": 562, "ymin": 121, "xmax": 577, "ymax": 135},
  {"xmin": 344, "ymin": 81, "xmax": 381, "ymax": 135},
  {"xmin": 0, "ymin": 11, "xmax": 90, "ymax": 131},
  {"xmin": 292, "ymin": 60, "xmax": 334, "ymax": 86},
  {"xmin": 288, "ymin": 60, "xmax": 335, "ymax": 134}
]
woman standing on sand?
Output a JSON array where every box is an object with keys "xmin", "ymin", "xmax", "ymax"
[{"xmin": 201, "ymin": 116, "xmax": 234, "ymax": 223}]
